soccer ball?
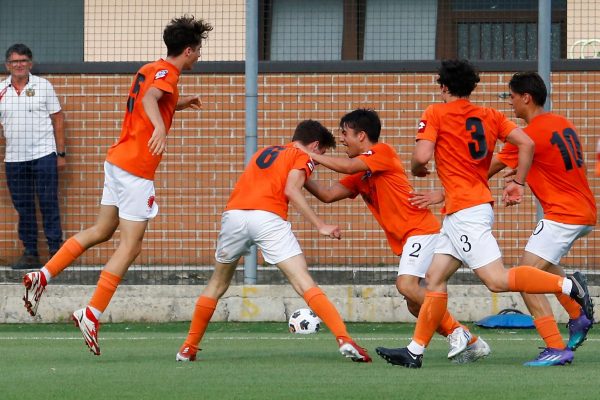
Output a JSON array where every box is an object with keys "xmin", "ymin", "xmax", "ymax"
[{"xmin": 288, "ymin": 308, "xmax": 321, "ymax": 334}]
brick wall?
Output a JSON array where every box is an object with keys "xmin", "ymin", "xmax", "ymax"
[{"xmin": 1, "ymin": 71, "xmax": 598, "ymax": 270}]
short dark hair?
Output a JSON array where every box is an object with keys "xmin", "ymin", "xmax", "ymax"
[
  {"xmin": 5, "ymin": 43, "xmax": 33, "ymax": 61},
  {"xmin": 437, "ymin": 59, "xmax": 480, "ymax": 97},
  {"xmin": 339, "ymin": 109, "xmax": 381, "ymax": 143},
  {"xmin": 292, "ymin": 120, "xmax": 336, "ymax": 150},
  {"xmin": 163, "ymin": 15, "xmax": 213, "ymax": 57},
  {"xmin": 509, "ymin": 72, "xmax": 547, "ymax": 107}
]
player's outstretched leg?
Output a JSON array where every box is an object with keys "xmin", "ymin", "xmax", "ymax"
[
  {"xmin": 72, "ymin": 307, "xmax": 100, "ymax": 355},
  {"xmin": 568, "ymin": 272, "xmax": 594, "ymax": 322},
  {"xmin": 375, "ymin": 347, "xmax": 422, "ymax": 368},
  {"xmin": 338, "ymin": 338, "xmax": 372, "ymax": 362},
  {"xmin": 567, "ymin": 309, "xmax": 593, "ymax": 350},
  {"xmin": 452, "ymin": 337, "xmax": 491, "ymax": 364},
  {"xmin": 22, "ymin": 271, "xmax": 47, "ymax": 316},
  {"xmin": 523, "ymin": 347, "xmax": 574, "ymax": 367}
]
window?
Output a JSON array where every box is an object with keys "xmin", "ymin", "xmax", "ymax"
[
  {"xmin": 436, "ymin": 0, "xmax": 567, "ymax": 60},
  {"xmin": 0, "ymin": 0, "xmax": 84, "ymax": 63}
]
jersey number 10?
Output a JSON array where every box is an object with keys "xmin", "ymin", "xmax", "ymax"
[{"xmin": 550, "ymin": 128, "xmax": 583, "ymax": 171}]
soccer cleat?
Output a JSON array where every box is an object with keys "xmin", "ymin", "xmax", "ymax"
[
  {"xmin": 568, "ymin": 272, "xmax": 595, "ymax": 322},
  {"xmin": 375, "ymin": 346, "xmax": 422, "ymax": 368},
  {"xmin": 523, "ymin": 347, "xmax": 573, "ymax": 367},
  {"xmin": 567, "ymin": 310, "xmax": 593, "ymax": 350},
  {"xmin": 452, "ymin": 337, "xmax": 491, "ymax": 364},
  {"xmin": 338, "ymin": 338, "xmax": 372, "ymax": 362},
  {"xmin": 176, "ymin": 344, "xmax": 198, "ymax": 362},
  {"xmin": 71, "ymin": 307, "xmax": 100, "ymax": 355},
  {"xmin": 447, "ymin": 326, "xmax": 471, "ymax": 359},
  {"xmin": 22, "ymin": 271, "xmax": 47, "ymax": 316}
]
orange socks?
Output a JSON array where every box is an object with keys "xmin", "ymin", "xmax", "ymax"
[
  {"xmin": 508, "ymin": 266, "xmax": 563, "ymax": 293},
  {"xmin": 303, "ymin": 286, "xmax": 350, "ymax": 341},
  {"xmin": 88, "ymin": 270, "xmax": 122, "ymax": 313},
  {"xmin": 184, "ymin": 296, "xmax": 218, "ymax": 350},
  {"xmin": 414, "ymin": 291, "xmax": 448, "ymax": 347},
  {"xmin": 45, "ymin": 237, "xmax": 85, "ymax": 278},
  {"xmin": 555, "ymin": 293, "xmax": 582, "ymax": 319},
  {"xmin": 534, "ymin": 315, "xmax": 566, "ymax": 350}
]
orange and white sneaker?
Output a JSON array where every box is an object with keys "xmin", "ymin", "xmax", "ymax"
[
  {"xmin": 176, "ymin": 344, "xmax": 198, "ymax": 361},
  {"xmin": 72, "ymin": 307, "xmax": 100, "ymax": 355},
  {"xmin": 23, "ymin": 271, "xmax": 47, "ymax": 316},
  {"xmin": 338, "ymin": 338, "xmax": 372, "ymax": 363}
]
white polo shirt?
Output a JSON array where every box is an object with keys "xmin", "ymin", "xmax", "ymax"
[{"xmin": 0, "ymin": 74, "xmax": 61, "ymax": 162}]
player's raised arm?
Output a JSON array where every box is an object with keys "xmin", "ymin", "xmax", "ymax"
[
  {"xmin": 304, "ymin": 179, "xmax": 353, "ymax": 203},
  {"xmin": 285, "ymin": 169, "xmax": 341, "ymax": 239}
]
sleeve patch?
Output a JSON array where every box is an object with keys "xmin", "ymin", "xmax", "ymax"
[
  {"xmin": 307, "ymin": 160, "xmax": 315, "ymax": 172},
  {"xmin": 154, "ymin": 69, "xmax": 169, "ymax": 80},
  {"xmin": 418, "ymin": 120, "xmax": 427, "ymax": 133}
]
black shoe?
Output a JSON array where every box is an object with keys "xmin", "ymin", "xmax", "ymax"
[
  {"xmin": 11, "ymin": 253, "xmax": 42, "ymax": 270},
  {"xmin": 569, "ymin": 272, "xmax": 595, "ymax": 322},
  {"xmin": 376, "ymin": 346, "xmax": 422, "ymax": 368}
]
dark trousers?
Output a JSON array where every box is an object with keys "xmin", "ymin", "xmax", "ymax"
[{"xmin": 5, "ymin": 153, "xmax": 63, "ymax": 255}]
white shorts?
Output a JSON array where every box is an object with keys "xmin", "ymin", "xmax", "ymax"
[
  {"xmin": 100, "ymin": 161, "xmax": 159, "ymax": 221},
  {"xmin": 435, "ymin": 203, "xmax": 502, "ymax": 270},
  {"xmin": 397, "ymin": 234, "xmax": 438, "ymax": 278},
  {"xmin": 215, "ymin": 209, "xmax": 302, "ymax": 265},
  {"xmin": 525, "ymin": 219, "xmax": 593, "ymax": 265}
]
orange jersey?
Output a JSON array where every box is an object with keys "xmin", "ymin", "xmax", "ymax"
[
  {"xmin": 225, "ymin": 143, "xmax": 315, "ymax": 220},
  {"xmin": 596, "ymin": 139, "xmax": 600, "ymax": 177},
  {"xmin": 106, "ymin": 59, "xmax": 180, "ymax": 180},
  {"xmin": 417, "ymin": 99, "xmax": 517, "ymax": 214},
  {"xmin": 339, "ymin": 143, "xmax": 440, "ymax": 255},
  {"xmin": 497, "ymin": 113, "xmax": 597, "ymax": 225}
]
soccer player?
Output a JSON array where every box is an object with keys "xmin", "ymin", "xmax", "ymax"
[
  {"xmin": 21, "ymin": 16, "xmax": 213, "ymax": 355},
  {"xmin": 487, "ymin": 72, "xmax": 597, "ymax": 366},
  {"xmin": 176, "ymin": 120, "xmax": 371, "ymax": 363},
  {"xmin": 297, "ymin": 108, "xmax": 489, "ymax": 363},
  {"xmin": 374, "ymin": 59, "xmax": 594, "ymax": 368}
]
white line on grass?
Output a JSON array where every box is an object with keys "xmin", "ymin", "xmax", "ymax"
[{"xmin": 0, "ymin": 335, "xmax": 597, "ymax": 342}]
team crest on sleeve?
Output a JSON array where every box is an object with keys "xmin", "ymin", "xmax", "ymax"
[
  {"xmin": 307, "ymin": 160, "xmax": 315, "ymax": 172},
  {"xmin": 418, "ymin": 120, "xmax": 427, "ymax": 133},
  {"xmin": 154, "ymin": 69, "xmax": 169, "ymax": 80}
]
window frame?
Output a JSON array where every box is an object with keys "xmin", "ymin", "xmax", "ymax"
[{"xmin": 435, "ymin": 0, "xmax": 567, "ymax": 60}]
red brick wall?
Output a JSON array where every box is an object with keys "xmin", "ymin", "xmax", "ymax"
[{"xmin": 1, "ymin": 71, "xmax": 598, "ymax": 269}]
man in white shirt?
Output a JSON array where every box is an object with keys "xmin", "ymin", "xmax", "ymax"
[{"xmin": 1, "ymin": 43, "xmax": 65, "ymax": 269}]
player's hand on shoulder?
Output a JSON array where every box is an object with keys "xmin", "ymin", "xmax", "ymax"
[{"xmin": 319, "ymin": 224, "xmax": 342, "ymax": 240}]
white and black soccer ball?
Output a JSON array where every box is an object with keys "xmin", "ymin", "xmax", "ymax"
[{"xmin": 288, "ymin": 308, "xmax": 321, "ymax": 334}]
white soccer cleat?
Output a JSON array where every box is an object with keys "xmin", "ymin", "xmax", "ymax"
[
  {"xmin": 447, "ymin": 326, "xmax": 471, "ymax": 359},
  {"xmin": 72, "ymin": 307, "xmax": 101, "ymax": 355},
  {"xmin": 452, "ymin": 337, "xmax": 491, "ymax": 364},
  {"xmin": 23, "ymin": 271, "xmax": 47, "ymax": 316}
]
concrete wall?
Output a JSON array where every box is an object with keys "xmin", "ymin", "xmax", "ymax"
[{"xmin": 1, "ymin": 284, "xmax": 598, "ymax": 324}]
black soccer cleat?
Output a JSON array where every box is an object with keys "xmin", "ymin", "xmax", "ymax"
[
  {"xmin": 376, "ymin": 346, "xmax": 422, "ymax": 368},
  {"xmin": 569, "ymin": 271, "xmax": 595, "ymax": 323}
]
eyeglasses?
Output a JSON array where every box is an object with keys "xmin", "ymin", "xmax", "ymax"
[{"xmin": 6, "ymin": 59, "xmax": 31, "ymax": 66}]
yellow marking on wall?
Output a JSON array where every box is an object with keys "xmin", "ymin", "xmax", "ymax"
[{"xmin": 242, "ymin": 286, "xmax": 260, "ymax": 318}]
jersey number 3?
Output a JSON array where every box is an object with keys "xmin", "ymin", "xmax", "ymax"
[{"xmin": 466, "ymin": 117, "xmax": 488, "ymax": 160}]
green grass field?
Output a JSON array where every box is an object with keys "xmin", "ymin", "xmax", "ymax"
[{"xmin": 1, "ymin": 322, "xmax": 597, "ymax": 400}]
